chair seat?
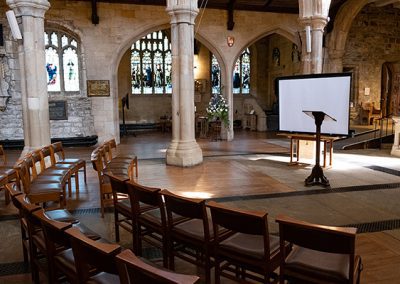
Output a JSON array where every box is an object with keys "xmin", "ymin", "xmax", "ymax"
[
  {"xmin": 86, "ymin": 272, "xmax": 120, "ymax": 284},
  {"xmin": 220, "ymin": 233, "xmax": 280, "ymax": 260},
  {"xmin": 174, "ymin": 218, "xmax": 213, "ymax": 241},
  {"xmin": 285, "ymin": 246, "xmax": 351, "ymax": 282},
  {"xmin": 45, "ymin": 209, "xmax": 79, "ymax": 223}
]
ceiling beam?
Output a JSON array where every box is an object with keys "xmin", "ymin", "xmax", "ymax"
[
  {"xmin": 227, "ymin": 0, "xmax": 235, "ymax": 30},
  {"xmin": 91, "ymin": 0, "xmax": 99, "ymax": 25}
]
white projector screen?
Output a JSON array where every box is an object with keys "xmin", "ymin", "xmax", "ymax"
[{"xmin": 278, "ymin": 73, "xmax": 351, "ymax": 136}]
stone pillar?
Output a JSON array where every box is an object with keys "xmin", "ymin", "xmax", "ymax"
[
  {"xmin": 311, "ymin": 17, "xmax": 328, "ymax": 74},
  {"xmin": 165, "ymin": 0, "xmax": 203, "ymax": 166},
  {"xmin": 7, "ymin": 0, "xmax": 51, "ymax": 150},
  {"xmin": 298, "ymin": 0, "xmax": 331, "ymax": 74},
  {"xmin": 391, "ymin": 117, "xmax": 400, "ymax": 157}
]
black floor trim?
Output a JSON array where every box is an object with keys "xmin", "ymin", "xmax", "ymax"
[
  {"xmin": 367, "ymin": 166, "xmax": 400, "ymax": 176},
  {"xmin": 211, "ymin": 182, "xmax": 400, "ymax": 203}
]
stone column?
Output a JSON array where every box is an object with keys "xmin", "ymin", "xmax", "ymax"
[
  {"xmin": 311, "ymin": 17, "xmax": 328, "ymax": 74},
  {"xmin": 7, "ymin": 0, "xmax": 51, "ymax": 150},
  {"xmin": 298, "ymin": 0, "xmax": 331, "ymax": 74},
  {"xmin": 166, "ymin": 0, "xmax": 203, "ymax": 166},
  {"xmin": 391, "ymin": 117, "xmax": 400, "ymax": 157}
]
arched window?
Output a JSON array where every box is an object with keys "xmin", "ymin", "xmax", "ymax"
[
  {"xmin": 45, "ymin": 30, "xmax": 80, "ymax": 93},
  {"xmin": 211, "ymin": 54, "xmax": 221, "ymax": 94},
  {"xmin": 233, "ymin": 48, "xmax": 250, "ymax": 94},
  {"xmin": 131, "ymin": 30, "xmax": 172, "ymax": 95}
]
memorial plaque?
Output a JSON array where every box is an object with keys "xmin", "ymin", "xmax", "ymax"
[
  {"xmin": 49, "ymin": 100, "xmax": 67, "ymax": 120},
  {"xmin": 87, "ymin": 80, "xmax": 110, "ymax": 97}
]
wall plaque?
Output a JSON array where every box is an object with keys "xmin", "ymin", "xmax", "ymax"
[
  {"xmin": 87, "ymin": 80, "xmax": 110, "ymax": 97},
  {"xmin": 49, "ymin": 100, "xmax": 67, "ymax": 120}
]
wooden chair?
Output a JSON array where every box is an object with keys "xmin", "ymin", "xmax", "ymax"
[
  {"xmin": 161, "ymin": 189, "xmax": 213, "ymax": 283},
  {"xmin": 126, "ymin": 180, "xmax": 168, "ymax": 267},
  {"xmin": 91, "ymin": 148, "xmax": 118, "ymax": 217},
  {"xmin": 33, "ymin": 209, "xmax": 75, "ymax": 283},
  {"xmin": 14, "ymin": 159, "xmax": 65, "ymax": 209},
  {"xmin": 18, "ymin": 195, "xmax": 52, "ymax": 283},
  {"xmin": 50, "ymin": 142, "xmax": 87, "ymax": 189},
  {"xmin": 276, "ymin": 215, "xmax": 363, "ymax": 284},
  {"xmin": 66, "ymin": 227, "xmax": 121, "ymax": 283},
  {"xmin": 104, "ymin": 173, "xmax": 132, "ymax": 243},
  {"xmin": 105, "ymin": 138, "xmax": 138, "ymax": 178},
  {"xmin": 207, "ymin": 201, "xmax": 285, "ymax": 284},
  {"xmin": 7, "ymin": 187, "xmax": 36, "ymax": 265},
  {"xmin": 116, "ymin": 249, "xmax": 200, "ymax": 284}
]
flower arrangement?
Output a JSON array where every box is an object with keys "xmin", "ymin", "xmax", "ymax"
[{"xmin": 206, "ymin": 92, "xmax": 229, "ymax": 127}]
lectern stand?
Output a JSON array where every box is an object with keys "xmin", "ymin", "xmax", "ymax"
[{"xmin": 303, "ymin": 111, "xmax": 336, "ymax": 187}]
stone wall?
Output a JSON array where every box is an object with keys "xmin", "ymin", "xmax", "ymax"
[
  {"xmin": 0, "ymin": 5, "xmax": 24, "ymax": 140},
  {"xmin": 343, "ymin": 4, "xmax": 400, "ymax": 115}
]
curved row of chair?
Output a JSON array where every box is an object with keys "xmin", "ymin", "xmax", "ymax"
[
  {"xmin": 6, "ymin": 183, "xmax": 200, "ymax": 284},
  {"xmin": 107, "ymin": 173, "xmax": 363, "ymax": 284},
  {"xmin": 91, "ymin": 138, "xmax": 138, "ymax": 217},
  {"xmin": 10, "ymin": 142, "xmax": 87, "ymax": 208}
]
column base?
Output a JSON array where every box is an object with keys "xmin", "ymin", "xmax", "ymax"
[
  {"xmin": 391, "ymin": 116, "xmax": 400, "ymax": 157},
  {"xmin": 166, "ymin": 140, "xmax": 203, "ymax": 167}
]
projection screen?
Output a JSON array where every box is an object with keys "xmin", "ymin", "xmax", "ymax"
[{"xmin": 278, "ymin": 73, "xmax": 351, "ymax": 136}]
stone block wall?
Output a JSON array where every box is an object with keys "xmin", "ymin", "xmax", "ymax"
[{"xmin": 343, "ymin": 4, "xmax": 400, "ymax": 112}]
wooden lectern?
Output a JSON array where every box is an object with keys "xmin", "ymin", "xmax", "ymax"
[{"xmin": 303, "ymin": 111, "xmax": 336, "ymax": 187}]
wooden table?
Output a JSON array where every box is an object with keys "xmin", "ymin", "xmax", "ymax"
[{"xmin": 279, "ymin": 134, "xmax": 337, "ymax": 168}]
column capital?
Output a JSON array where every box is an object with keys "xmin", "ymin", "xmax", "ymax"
[
  {"xmin": 166, "ymin": 0, "xmax": 198, "ymax": 25},
  {"xmin": 7, "ymin": 0, "xmax": 50, "ymax": 18}
]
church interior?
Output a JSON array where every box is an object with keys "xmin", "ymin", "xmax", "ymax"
[{"xmin": 1, "ymin": 0, "xmax": 400, "ymax": 283}]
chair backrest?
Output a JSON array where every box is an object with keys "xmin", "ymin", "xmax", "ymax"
[
  {"xmin": 161, "ymin": 189, "xmax": 207, "ymax": 220},
  {"xmin": 161, "ymin": 189, "xmax": 210, "ymax": 240},
  {"xmin": 116, "ymin": 249, "xmax": 200, "ymax": 284},
  {"xmin": 106, "ymin": 173, "xmax": 130, "ymax": 202},
  {"xmin": 207, "ymin": 201, "xmax": 271, "ymax": 257},
  {"xmin": 50, "ymin": 142, "xmax": 66, "ymax": 161},
  {"xmin": 126, "ymin": 180, "xmax": 162, "ymax": 209},
  {"xmin": 14, "ymin": 159, "xmax": 31, "ymax": 193},
  {"xmin": 30, "ymin": 149, "xmax": 46, "ymax": 175},
  {"xmin": 40, "ymin": 145, "xmax": 56, "ymax": 167},
  {"xmin": 65, "ymin": 227, "xmax": 121, "ymax": 282},
  {"xmin": 276, "ymin": 215, "xmax": 357, "ymax": 255}
]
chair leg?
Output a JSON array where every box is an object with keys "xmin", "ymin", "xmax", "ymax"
[
  {"xmin": 83, "ymin": 162, "xmax": 87, "ymax": 184},
  {"xmin": 115, "ymin": 211, "xmax": 120, "ymax": 242},
  {"xmin": 74, "ymin": 173, "xmax": 79, "ymax": 193},
  {"xmin": 205, "ymin": 251, "xmax": 211, "ymax": 284},
  {"xmin": 214, "ymin": 257, "xmax": 221, "ymax": 284}
]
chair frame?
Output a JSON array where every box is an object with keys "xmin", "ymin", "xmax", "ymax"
[
  {"xmin": 208, "ymin": 201, "xmax": 284, "ymax": 284},
  {"xmin": 126, "ymin": 180, "xmax": 168, "ymax": 267},
  {"xmin": 65, "ymin": 227, "xmax": 121, "ymax": 283},
  {"xmin": 161, "ymin": 189, "xmax": 213, "ymax": 283},
  {"xmin": 105, "ymin": 173, "xmax": 132, "ymax": 243},
  {"xmin": 115, "ymin": 249, "xmax": 200, "ymax": 284},
  {"xmin": 276, "ymin": 214, "xmax": 362, "ymax": 284}
]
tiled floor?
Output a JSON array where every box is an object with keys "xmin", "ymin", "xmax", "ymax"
[{"xmin": 1, "ymin": 130, "xmax": 400, "ymax": 283}]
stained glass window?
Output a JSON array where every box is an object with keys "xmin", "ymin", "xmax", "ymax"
[
  {"xmin": 131, "ymin": 30, "xmax": 172, "ymax": 95},
  {"xmin": 45, "ymin": 29, "xmax": 80, "ymax": 93},
  {"xmin": 233, "ymin": 48, "xmax": 250, "ymax": 94},
  {"xmin": 211, "ymin": 54, "xmax": 221, "ymax": 94}
]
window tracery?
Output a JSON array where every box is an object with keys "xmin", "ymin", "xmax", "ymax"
[
  {"xmin": 45, "ymin": 29, "xmax": 80, "ymax": 93},
  {"xmin": 131, "ymin": 30, "xmax": 172, "ymax": 95}
]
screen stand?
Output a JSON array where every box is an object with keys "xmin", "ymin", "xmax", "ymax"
[{"xmin": 303, "ymin": 111, "xmax": 336, "ymax": 187}]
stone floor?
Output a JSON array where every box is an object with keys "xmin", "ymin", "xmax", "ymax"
[{"xmin": 1, "ymin": 130, "xmax": 400, "ymax": 283}]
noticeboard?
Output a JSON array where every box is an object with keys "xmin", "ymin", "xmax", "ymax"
[{"xmin": 49, "ymin": 100, "xmax": 67, "ymax": 120}]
